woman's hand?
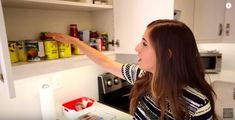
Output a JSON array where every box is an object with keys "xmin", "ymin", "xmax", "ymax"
[
  {"xmin": 46, "ymin": 33, "xmax": 80, "ymax": 45},
  {"xmin": 46, "ymin": 33, "xmax": 124, "ymax": 79}
]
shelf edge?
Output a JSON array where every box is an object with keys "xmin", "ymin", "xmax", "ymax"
[{"xmin": 12, "ymin": 51, "xmax": 116, "ymax": 80}]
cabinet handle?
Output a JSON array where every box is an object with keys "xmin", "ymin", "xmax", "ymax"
[
  {"xmin": 0, "ymin": 74, "xmax": 3, "ymax": 82},
  {"xmin": 108, "ymin": 40, "xmax": 120, "ymax": 47},
  {"xmin": 219, "ymin": 24, "xmax": 223, "ymax": 36},
  {"xmin": 225, "ymin": 23, "xmax": 230, "ymax": 36},
  {"xmin": 233, "ymin": 87, "xmax": 235, "ymax": 100}
]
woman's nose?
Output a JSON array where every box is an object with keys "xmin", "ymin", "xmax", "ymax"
[{"xmin": 135, "ymin": 43, "xmax": 140, "ymax": 52}]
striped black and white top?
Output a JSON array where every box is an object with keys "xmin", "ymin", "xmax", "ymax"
[{"xmin": 121, "ymin": 64, "xmax": 213, "ymax": 120}]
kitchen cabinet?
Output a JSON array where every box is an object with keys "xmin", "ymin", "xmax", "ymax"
[
  {"xmin": 0, "ymin": 0, "xmax": 173, "ymax": 98},
  {"xmin": 223, "ymin": 0, "xmax": 235, "ymax": 42},
  {"xmin": 194, "ymin": 0, "xmax": 235, "ymax": 42}
]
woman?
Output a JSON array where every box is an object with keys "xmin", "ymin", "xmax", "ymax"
[{"xmin": 47, "ymin": 20, "xmax": 217, "ymax": 120}]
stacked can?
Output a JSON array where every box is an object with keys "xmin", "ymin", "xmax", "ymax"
[
  {"xmin": 41, "ymin": 32, "xmax": 71, "ymax": 59},
  {"xmin": 43, "ymin": 40, "xmax": 59, "ymax": 60},
  {"xmin": 16, "ymin": 41, "xmax": 27, "ymax": 62},
  {"xmin": 8, "ymin": 41, "xmax": 19, "ymax": 63},
  {"xmin": 25, "ymin": 40, "xmax": 45, "ymax": 61},
  {"xmin": 58, "ymin": 42, "xmax": 72, "ymax": 58}
]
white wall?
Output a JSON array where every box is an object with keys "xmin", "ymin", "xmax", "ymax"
[
  {"xmin": 113, "ymin": 0, "xmax": 174, "ymax": 54},
  {"xmin": 0, "ymin": 64, "xmax": 106, "ymax": 119},
  {"xmin": 174, "ymin": 0, "xmax": 195, "ymax": 31}
]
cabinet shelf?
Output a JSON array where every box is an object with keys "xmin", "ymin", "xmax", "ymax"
[
  {"xmin": 12, "ymin": 51, "xmax": 115, "ymax": 80},
  {"xmin": 2, "ymin": 0, "xmax": 113, "ymax": 11}
]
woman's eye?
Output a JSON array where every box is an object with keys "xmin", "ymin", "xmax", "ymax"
[{"xmin": 143, "ymin": 42, "xmax": 147, "ymax": 46}]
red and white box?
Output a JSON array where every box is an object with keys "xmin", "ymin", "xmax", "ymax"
[{"xmin": 62, "ymin": 97, "xmax": 95, "ymax": 119}]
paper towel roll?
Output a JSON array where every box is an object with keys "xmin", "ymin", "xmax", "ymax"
[{"xmin": 39, "ymin": 84, "xmax": 56, "ymax": 120}]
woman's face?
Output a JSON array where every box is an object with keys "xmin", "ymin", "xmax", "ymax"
[{"xmin": 135, "ymin": 28, "xmax": 157, "ymax": 73}]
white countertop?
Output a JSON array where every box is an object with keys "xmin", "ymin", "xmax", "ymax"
[
  {"xmin": 206, "ymin": 70, "xmax": 235, "ymax": 84},
  {"xmin": 92, "ymin": 102, "xmax": 132, "ymax": 120},
  {"xmin": 60, "ymin": 102, "xmax": 132, "ymax": 120}
]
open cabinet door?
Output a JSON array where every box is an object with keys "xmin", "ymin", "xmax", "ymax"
[{"xmin": 0, "ymin": 0, "xmax": 15, "ymax": 98}]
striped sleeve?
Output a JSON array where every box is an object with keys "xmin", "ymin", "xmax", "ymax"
[
  {"xmin": 183, "ymin": 86, "xmax": 213, "ymax": 120},
  {"xmin": 121, "ymin": 64, "xmax": 144, "ymax": 85},
  {"xmin": 191, "ymin": 102, "xmax": 213, "ymax": 120}
]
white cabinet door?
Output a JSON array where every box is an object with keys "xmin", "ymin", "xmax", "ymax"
[
  {"xmin": 113, "ymin": 0, "xmax": 174, "ymax": 54},
  {"xmin": 194, "ymin": 0, "xmax": 225, "ymax": 41},
  {"xmin": 223, "ymin": 0, "xmax": 235, "ymax": 42},
  {"xmin": 0, "ymin": 0, "xmax": 15, "ymax": 98}
]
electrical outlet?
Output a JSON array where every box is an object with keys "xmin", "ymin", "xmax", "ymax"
[
  {"xmin": 39, "ymin": 78, "xmax": 51, "ymax": 88},
  {"xmin": 223, "ymin": 108, "xmax": 233, "ymax": 118},
  {"xmin": 51, "ymin": 74, "xmax": 62, "ymax": 89},
  {"xmin": 39, "ymin": 74, "xmax": 62, "ymax": 90}
]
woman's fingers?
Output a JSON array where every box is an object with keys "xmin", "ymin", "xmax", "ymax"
[
  {"xmin": 46, "ymin": 32, "xmax": 80, "ymax": 45},
  {"xmin": 46, "ymin": 33, "xmax": 67, "ymax": 43},
  {"xmin": 45, "ymin": 32, "xmax": 56, "ymax": 38}
]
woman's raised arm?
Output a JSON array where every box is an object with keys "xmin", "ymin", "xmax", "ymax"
[{"xmin": 46, "ymin": 33, "xmax": 124, "ymax": 79}]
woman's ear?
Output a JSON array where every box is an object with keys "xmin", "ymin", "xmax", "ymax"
[{"xmin": 168, "ymin": 49, "xmax": 172, "ymax": 59}]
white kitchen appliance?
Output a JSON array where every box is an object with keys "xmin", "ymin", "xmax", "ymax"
[
  {"xmin": 212, "ymin": 81, "xmax": 235, "ymax": 120},
  {"xmin": 200, "ymin": 51, "xmax": 222, "ymax": 73}
]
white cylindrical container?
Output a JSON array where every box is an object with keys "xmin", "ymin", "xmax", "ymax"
[{"xmin": 39, "ymin": 84, "xmax": 56, "ymax": 120}]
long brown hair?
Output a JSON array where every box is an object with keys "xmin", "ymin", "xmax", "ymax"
[{"xmin": 129, "ymin": 20, "xmax": 217, "ymax": 120}]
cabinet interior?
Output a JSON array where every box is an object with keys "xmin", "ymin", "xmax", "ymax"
[
  {"xmin": 3, "ymin": 7, "xmax": 113, "ymax": 43},
  {"xmin": 1, "ymin": 0, "xmax": 114, "ymax": 80}
]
